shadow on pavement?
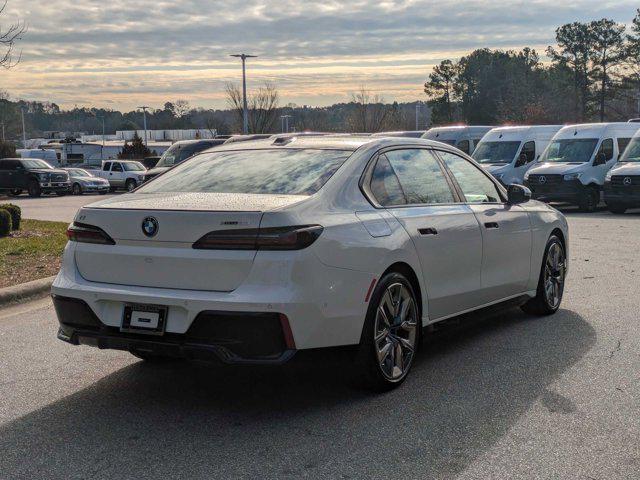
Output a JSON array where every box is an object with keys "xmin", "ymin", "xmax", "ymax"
[{"xmin": 0, "ymin": 308, "xmax": 595, "ymax": 479}]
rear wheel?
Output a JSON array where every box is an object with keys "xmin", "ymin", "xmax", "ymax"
[
  {"xmin": 578, "ymin": 187, "xmax": 599, "ymax": 212},
  {"xmin": 354, "ymin": 272, "xmax": 420, "ymax": 391},
  {"xmin": 521, "ymin": 235, "xmax": 566, "ymax": 316},
  {"xmin": 72, "ymin": 183, "xmax": 82, "ymax": 195},
  {"xmin": 27, "ymin": 180, "xmax": 41, "ymax": 198},
  {"xmin": 607, "ymin": 203, "xmax": 627, "ymax": 214}
]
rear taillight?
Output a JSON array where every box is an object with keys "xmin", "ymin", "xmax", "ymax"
[
  {"xmin": 193, "ymin": 225, "xmax": 323, "ymax": 251},
  {"xmin": 66, "ymin": 222, "xmax": 115, "ymax": 245}
]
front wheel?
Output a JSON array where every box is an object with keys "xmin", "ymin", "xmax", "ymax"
[
  {"xmin": 27, "ymin": 180, "xmax": 41, "ymax": 198},
  {"xmin": 72, "ymin": 183, "xmax": 82, "ymax": 195},
  {"xmin": 578, "ymin": 187, "xmax": 599, "ymax": 212},
  {"xmin": 125, "ymin": 179, "xmax": 137, "ymax": 192},
  {"xmin": 521, "ymin": 235, "xmax": 566, "ymax": 316},
  {"xmin": 354, "ymin": 272, "xmax": 420, "ymax": 391},
  {"xmin": 607, "ymin": 203, "xmax": 627, "ymax": 214}
]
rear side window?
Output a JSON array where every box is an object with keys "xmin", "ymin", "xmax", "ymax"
[
  {"xmin": 381, "ymin": 149, "xmax": 455, "ymax": 205},
  {"xmin": 139, "ymin": 149, "xmax": 352, "ymax": 196},
  {"xmin": 617, "ymin": 138, "xmax": 632, "ymax": 156},
  {"xmin": 370, "ymin": 155, "xmax": 407, "ymax": 206},
  {"xmin": 456, "ymin": 140, "xmax": 470, "ymax": 155},
  {"xmin": 439, "ymin": 151, "xmax": 502, "ymax": 203}
]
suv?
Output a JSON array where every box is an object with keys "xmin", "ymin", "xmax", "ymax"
[
  {"xmin": 0, "ymin": 158, "xmax": 70, "ymax": 197},
  {"xmin": 96, "ymin": 160, "xmax": 146, "ymax": 192},
  {"xmin": 143, "ymin": 139, "xmax": 227, "ymax": 183}
]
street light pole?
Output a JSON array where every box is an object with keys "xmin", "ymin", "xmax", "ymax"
[
  {"xmin": 415, "ymin": 103, "xmax": 420, "ymax": 130},
  {"xmin": 137, "ymin": 106, "xmax": 149, "ymax": 146},
  {"xmin": 20, "ymin": 106, "xmax": 27, "ymax": 148},
  {"xmin": 231, "ymin": 54, "xmax": 258, "ymax": 134}
]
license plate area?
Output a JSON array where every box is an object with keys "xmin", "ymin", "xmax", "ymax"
[{"xmin": 121, "ymin": 304, "xmax": 168, "ymax": 335}]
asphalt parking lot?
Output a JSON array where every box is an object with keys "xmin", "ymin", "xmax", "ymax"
[
  {"xmin": 1, "ymin": 210, "xmax": 640, "ymax": 479},
  {"xmin": 4, "ymin": 193, "xmax": 118, "ymax": 223}
]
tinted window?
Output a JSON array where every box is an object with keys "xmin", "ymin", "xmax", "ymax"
[
  {"xmin": 111, "ymin": 163, "xmax": 124, "ymax": 172},
  {"xmin": 439, "ymin": 151, "xmax": 502, "ymax": 203},
  {"xmin": 472, "ymin": 141, "xmax": 521, "ymax": 164},
  {"xmin": 598, "ymin": 138, "xmax": 614, "ymax": 161},
  {"xmin": 123, "ymin": 162, "xmax": 145, "ymax": 171},
  {"xmin": 617, "ymin": 138, "xmax": 632, "ymax": 156},
  {"xmin": 103, "ymin": 162, "xmax": 112, "ymax": 171},
  {"xmin": 457, "ymin": 140, "xmax": 470, "ymax": 154},
  {"xmin": 139, "ymin": 149, "xmax": 351, "ymax": 196},
  {"xmin": 521, "ymin": 141, "xmax": 536, "ymax": 163},
  {"xmin": 370, "ymin": 155, "xmax": 406, "ymax": 206},
  {"xmin": 0, "ymin": 160, "xmax": 9, "ymax": 170},
  {"xmin": 383, "ymin": 149, "xmax": 454, "ymax": 205},
  {"xmin": 620, "ymin": 138, "xmax": 640, "ymax": 162}
]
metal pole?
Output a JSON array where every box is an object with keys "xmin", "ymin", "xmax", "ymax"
[
  {"xmin": 20, "ymin": 107, "xmax": 27, "ymax": 148},
  {"xmin": 231, "ymin": 54, "xmax": 257, "ymax": 135},
  {"xmin": 415, "ymin": 103, "xmax": 419, "ymax": 130},
  {"xmin": 137, "ymin": 106, "xmax": 149, "ymax": 146}
]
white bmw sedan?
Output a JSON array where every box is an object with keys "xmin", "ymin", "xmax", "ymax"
[{"xmin": 52, "ymin": 136, "xmax": 568, "ymax": 390}]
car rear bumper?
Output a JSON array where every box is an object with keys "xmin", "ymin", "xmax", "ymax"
[{"xmin": 51, "ymin": 242, "xmax": 375, "ymax": 353}]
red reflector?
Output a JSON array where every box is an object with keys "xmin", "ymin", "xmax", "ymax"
[
  {"xmin": 365, "ymin": 278, "xmax": 377, "ymax": 303},
  {"xmin": 279, "ymin": 313, "xmax": 296, "ymax": 350}
]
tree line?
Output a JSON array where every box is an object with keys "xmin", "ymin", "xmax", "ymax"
[{"xmin": 425, "ymin": 9, "xmax": 640, "ymax": 125}]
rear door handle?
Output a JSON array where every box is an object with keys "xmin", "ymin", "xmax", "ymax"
[
  {"xmin": 418, "ymin": 227, "xmax": 438, "ymax": 235},
  {"xmin": 484, "ymin": 222, "xmax": 499, "ymax": 229}
]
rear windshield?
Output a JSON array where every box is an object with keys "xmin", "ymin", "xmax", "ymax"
[
  {"xmin": 138, "ymin": 149, "xmax": 352, "ymax": 196},
  {"xmin": 541, "ymin": 138, "xmax": 598, "ymax": 163},
  {"xmin": 619, "ymin": 138, "xmax": 640, "ymax": 162},
  {"xmin": 472, "ymin": 141, "xmax": 521, "ymax": 164}
]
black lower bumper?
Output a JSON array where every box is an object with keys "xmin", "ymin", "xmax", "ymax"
[
  {"xmin": 525, "ymin": 180, "xmax": 586, "ymax": 203},
  {"xmin": 53, "ymin": 295, "xmax": 296, "ymax": 365},
  {"xmin": 603, "ymin": 184, "xmax": 640, "ymax": 206}
]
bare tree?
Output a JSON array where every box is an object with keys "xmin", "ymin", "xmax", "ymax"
[
  {"xmin": 347, "ymin": 86, "xmax": 392, "ymax": 133},
  {"xmin": 172, "ymin": 99, "xmax": 191, "ymax": 118},
  {"xmin": 0, "ymin": 1, "xmax": 26, "ymax": 69},
  {"xmin": 225, "ymin": 82, "xmax": 280, "ymax": 133}
]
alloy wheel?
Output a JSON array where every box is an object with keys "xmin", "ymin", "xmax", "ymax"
[
  {"xmin": 374, "ymin": 282, "xmax": 418, "ymax": 381},
  {"xmin": 544, "ymin": 242, "xmax": 565, "ymax": 309}
]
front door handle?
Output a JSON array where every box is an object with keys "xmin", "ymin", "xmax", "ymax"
[
  {"xmin": 418, "ymin": 227, "xmax": 438, "ymax": 235},
  {"xmin": 484, "ymin": 222, "xmax": 499, "ymax": 229}
]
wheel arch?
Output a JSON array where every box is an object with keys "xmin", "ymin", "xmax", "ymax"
[{"xmin": 379, "ymin": 261, "xmax": 424, "ymax": 322}]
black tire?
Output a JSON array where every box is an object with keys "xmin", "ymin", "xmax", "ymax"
[
  {"xmin": 7, "ymin": 189, "xmax": 22, "ymax": 197},
  {"xmin": 578, "ymin": 187, "xmax": 599, "ymax": 212},
  {"xmin": 607, "ymin": 203, "xmax": 627, "ymax": 214},
  {"xmin": 27, "ymin": 180, "xmax": 41, "ymax": 198},
  {"xmin": 521, "ymin": 235, "xmax": 566, "ymax": 316},
  {"xmin": 72, "ymin": 183, "xmax": 82, "ymax": 195},
  {"xmin": 354, "ymin": 271, "xmax": 420, "ymax": 391},
  {"xmin": 125, "ymin": 179, "xmax": 137, "ymax": 192}
]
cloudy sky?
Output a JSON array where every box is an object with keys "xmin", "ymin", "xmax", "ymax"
[{"xmin": 2, "ymin": 0, "xmax": 639, "ymax": 111}]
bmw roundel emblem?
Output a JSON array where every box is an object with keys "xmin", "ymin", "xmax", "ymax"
[{"xmin": 142, "ymin": 217, "xmax": 159, "ymax": 238}]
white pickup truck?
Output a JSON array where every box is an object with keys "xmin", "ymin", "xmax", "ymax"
[{"xmin": 96, "ymin": 160, "xmax": 147, "ymax": 192}]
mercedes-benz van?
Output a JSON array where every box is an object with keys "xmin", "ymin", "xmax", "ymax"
[
  {"xmin": 472, "ymin": 125, "xmax": 562, "ymax": 186},
  {"xmin": 524, "ymin": 123, "xmax": 640, "ymax": 212},
  {"xmin": 421, "ymin": 126, "xmax": 493, "ymax": 155},
  {"xmin": 603, "ymin": 130, "xmax": 640, "ymax": 213}
]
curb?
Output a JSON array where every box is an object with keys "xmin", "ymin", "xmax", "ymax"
[{"xmin": 0, "ymin": 276, "xmax": 56, "ymax": 308}]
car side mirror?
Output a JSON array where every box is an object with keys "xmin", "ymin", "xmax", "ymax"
[{"xmin": 507, "ymin": 184, "xmax": 531, "ymax": 205}]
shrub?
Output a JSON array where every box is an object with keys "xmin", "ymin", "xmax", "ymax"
[
  {"xmin": 0, "ymin": 140, "xmax": 17, "ymax": 159},
  {"xmin": 0, "ymin": 209, "xmax": 12, "ymax": 237},
  {"xmin": 0, "ymin": 204, "xmax": 21, "ymax": 230}
]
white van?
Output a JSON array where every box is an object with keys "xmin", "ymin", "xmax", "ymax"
[
  {"xmin": 422, "ymin": 126, "xmax": 492, "ymax": 155},
  {"xmin": 524, "ymin": 123, "xmax": 640, "ymax": 212},
  {"xmin": 472, "ymin": 125, "xmax": 562, "ymax": 185},
  {"xmin": 603, "ymin": 129, "xmax": 640, "ymax": 213},
  {"xmin": 16, "ymin": 148, "xmax": 60, "ymax": 167}
]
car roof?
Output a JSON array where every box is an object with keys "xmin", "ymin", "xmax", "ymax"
[{"xmin": 197, "ymin": 134, "xmax": 462, "ymax": 154}]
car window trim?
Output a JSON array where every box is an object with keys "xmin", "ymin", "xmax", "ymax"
[
  {"xmin": 359, "ymin": 145, "xmax": 465, "ymax": 209},
  {"xmin": 431, "ymin": 147, "xmax": 508, "ymax": 205}
]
